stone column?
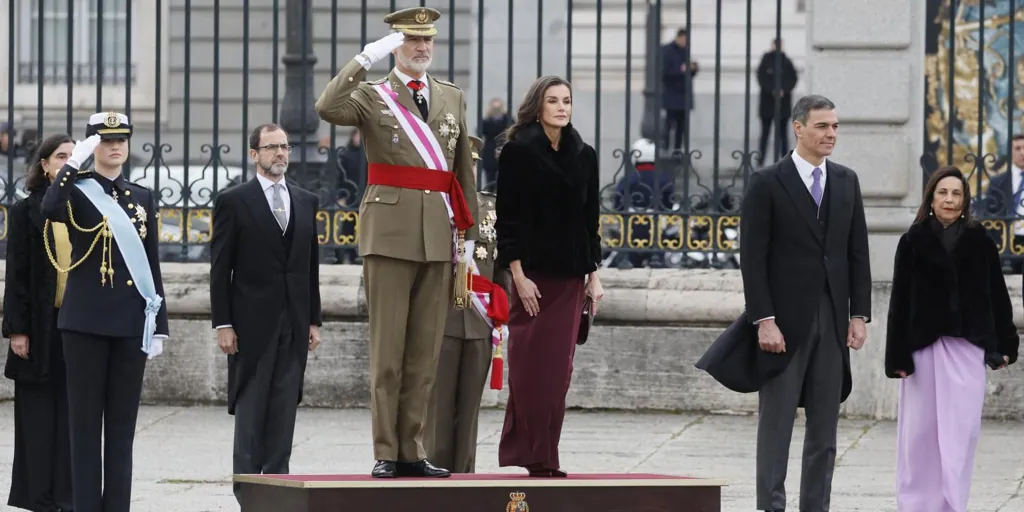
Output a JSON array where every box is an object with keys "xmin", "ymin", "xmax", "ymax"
[{"xmin": 806, "ymin": 0, "xmax": 924, "ymax": 419}]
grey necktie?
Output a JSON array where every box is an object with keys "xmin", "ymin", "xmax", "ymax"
[{"xmin": 271, "ymin": 183, "xmax": 287, "ymax": 231}]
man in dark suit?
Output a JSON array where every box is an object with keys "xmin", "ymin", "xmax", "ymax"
[
  {"xmin": 739, "ymin": 95, "xmax": 871, "ymax": 512},
  {"xmin": 41, "ymin": 112, "xmax": 169, "ymax": 512},
  {"xmin": 210, "ymin": 123, "xmax": 323, "ymax": 503},
  {"xmin": 979, "ymin": 133, "xmax": 1024, "ymax": 272}
]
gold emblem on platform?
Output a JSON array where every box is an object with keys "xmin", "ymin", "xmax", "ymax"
[
  {"xmin": 505, "ymin": 491, "xmax": 529, "ymax": 512},
  {"xmin": 104, "ymin": 112, "xmax": 120, "ymax": 128}
]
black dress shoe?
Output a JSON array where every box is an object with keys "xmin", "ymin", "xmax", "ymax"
[
  {"xmin": 397, "ymin": 459, "xmax": 451, "ymax": 478},
  {"xmin": 371, "ymin": 460, "xmax": 398, "ymax": 478}
]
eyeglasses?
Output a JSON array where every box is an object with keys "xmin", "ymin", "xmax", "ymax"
[{"xmin": 257, "ymin": 144, "xmax": 292, "ymax": 153}]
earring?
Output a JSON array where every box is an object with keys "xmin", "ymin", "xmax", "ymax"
[{"xmin": 929, "ymin": 210, "xmax": 934, "ymax": 216}]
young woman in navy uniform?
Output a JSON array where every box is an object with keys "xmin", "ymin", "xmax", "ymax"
[{"xmin": 40, "ymin": 112, "xmax": 169, "ymax": 512}]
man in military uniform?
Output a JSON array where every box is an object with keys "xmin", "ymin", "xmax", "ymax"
[
  {"xmin": 424, "ymin": 135, "xmax": 509, "ymax": 473},
  {"xmin": 41, "ymin": 112, "xmax": 169, "ymax": 512},
  {"xmin": 315, "ymin": 7, "xmax": 479, "ymax": 478}
]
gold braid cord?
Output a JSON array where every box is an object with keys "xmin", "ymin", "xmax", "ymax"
[
  {"xmin": 452, "ymin": 230, "xmax": 469, "ymax": 310},
  {"xmin": 43, "ymin": 201, "xmax": 114, "ymax": 287}
]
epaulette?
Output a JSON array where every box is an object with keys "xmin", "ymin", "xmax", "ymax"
[
  {"xmin": 368, "ymin": 76, "xmax": 387, "ymax": 85},
  {"xmin": 433, "ymin": 78, "xmax": 461, "ymax": 90}
]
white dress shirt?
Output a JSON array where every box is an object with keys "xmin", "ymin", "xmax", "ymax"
[
  {"xmin": 393, "ymin": 67, "xmax": 430, "ymax": 108},
  {"xmin": 754, "ymin": 152, "xmax": 866, "ymax": 325},
  {"xmin": 215, "ymin": 173, "xmax": 290, "ymax": 330}
]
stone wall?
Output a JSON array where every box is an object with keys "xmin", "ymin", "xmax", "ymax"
[{"xmin": 1, "ymin": 262, "xmax": 1022, "ymax": 421}]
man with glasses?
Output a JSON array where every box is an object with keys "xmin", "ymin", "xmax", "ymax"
[{"xmin": 210, "ymin": 123, "xmax": 323, "ymax": 503}]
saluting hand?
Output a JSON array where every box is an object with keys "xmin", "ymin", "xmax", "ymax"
[
  {"xmin": 10, "ymin": 334, "xmax": 29, "ymax": 359},
  {"xmin": 309, "ymin": 325, "xmax": 321, "ymax": 352},
  {"xmin": 217, "ymin": 327, "xmax": 238, "ymax": 355},
  {"xmin": 66, "ymin": 134, "xmax": 101, "ymax": 170},
  {"xmin": 360, "ymin": 32, "xmax": 405, "ymax": 66}
]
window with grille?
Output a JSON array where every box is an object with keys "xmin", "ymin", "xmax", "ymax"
[{"xmin": 17, "ymin": 0, "xmax": 136, "ymax": 86}]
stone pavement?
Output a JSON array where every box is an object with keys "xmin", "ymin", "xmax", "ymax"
[{"xmin": 0, "ymin": 403, "xmax": 1021, "ymax": 511}]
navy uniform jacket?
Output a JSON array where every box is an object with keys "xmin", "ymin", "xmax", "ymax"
[{"xmin": 40, "ymin": 164, "xmax": 170, "ymax": 339}]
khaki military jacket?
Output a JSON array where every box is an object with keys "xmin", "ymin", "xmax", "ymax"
[
  {"xmin": 314, "ymin": 58, "xmax": 480, "ymax": 262},
  {"xmin": 444, "ymin": 191, "xmax": 508, "ymax": 339}
]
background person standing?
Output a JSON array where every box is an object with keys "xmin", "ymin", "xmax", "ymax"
[{"xmin": 425, "ymin": 135, "xmax": 510, "ymax": 474}]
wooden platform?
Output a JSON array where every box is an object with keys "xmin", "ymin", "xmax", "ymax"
[{"xmin": 235, "ymin": 472, "xmax": 727, "ymax": 512}]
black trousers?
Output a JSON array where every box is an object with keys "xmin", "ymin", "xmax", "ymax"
[
  {"xmin": 62, "ymin": 331, "xmax": 147, "ymax": 512},
  {"xmin": 663, "ymin": 109, "xmax": 689, "ymax": 151},
  {"xmin": 8, "ymin": 308, "xmax": 73, "ymax": 512},
  {"xmin": 758, "ymin": 115, "xmax": 790, "ymax": 167},
  {"xmin": 232, "ymin": 311, "xmax": 303, "ymax": 503},
  {"xmin": 755, "ymin": 293, "xmax": 843, "ymax": 512}
]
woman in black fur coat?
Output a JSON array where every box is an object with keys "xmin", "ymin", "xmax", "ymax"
[{"xmin": 885, "ymin": 166, "xmax": 1019, "ymax": 512}]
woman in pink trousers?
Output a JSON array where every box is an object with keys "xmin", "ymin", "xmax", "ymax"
[{"xmin": 885, "ymin": 166, "xmax": 1019, "ymax": 512}]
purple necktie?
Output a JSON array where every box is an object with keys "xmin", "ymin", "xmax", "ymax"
[{"xmin": 811, "ymin": 167, "xmax": 823, "ymax": 207}]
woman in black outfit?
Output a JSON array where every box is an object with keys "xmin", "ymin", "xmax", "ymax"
[
  {"xmin": 885, "ymin": 166, "xmax": 1019, "ymax": 511},
  {"xmin": 4, "ymin": 133, "xmax": 76, "ymax": 512},
  {"xmin": 495, "ymin": 75, "xmax": 604, "ymax": 477}
]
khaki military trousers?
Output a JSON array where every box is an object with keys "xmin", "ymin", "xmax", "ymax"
[
  {"xmin": 424, "ymin": 336, "xmax": 492, "ymax": 473},
  {"xmin": 363, "ymin": 255, "xmax": 452, "ymax": 462}
]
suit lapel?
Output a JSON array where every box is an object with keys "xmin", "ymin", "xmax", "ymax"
[
  {"xmin": 286, "ymin": 187, "xmax": 309, "ymax": 266},
  {"xmin": 823, "ymin": 162, "xmax": 846, "ymax": 249},
  {"xmin": 241, "ymin": 178, "xmax": 286, "ymax": 262},
  {"xmin": 388, "ymin": 70, "xmax": 423, "ymax": 121},
  {"xmin": 426, "ymin": 77, "xmax": 447, "ymax": 125},
  {"xmin": 776, "ymin": 155, "xmax": 825, "ymax": 245}
]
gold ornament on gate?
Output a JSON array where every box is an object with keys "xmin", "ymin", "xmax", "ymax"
[{"xmin": 505, "ymin": 491, "xmax": 529, "ymax": 512}]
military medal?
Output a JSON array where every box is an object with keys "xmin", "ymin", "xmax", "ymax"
[
  {"xmin": 475, "ymin": 246, "xmax": 488, "ymax": 260},
  {"xmin": 392, "ymin": 133, "xmax": 399, "ymax": 144},
  {"xmin": 493, "ymin": 247, "xmax": 498, "ymax": 259}
]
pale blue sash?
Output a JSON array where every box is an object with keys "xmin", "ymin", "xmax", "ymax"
[{"xmin": 76, "ymin": 179, "xmax": 164, "ymax": 357}]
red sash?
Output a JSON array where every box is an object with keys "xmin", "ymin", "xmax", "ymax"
[{"xmin": 367, "ymin": 163, "xmax": 475, "ymax": 231}]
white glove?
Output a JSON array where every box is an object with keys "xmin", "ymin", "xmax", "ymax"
[
  {"xmin": 66, "ymin": 134, "xmax": 102, "ymax": 170},
  {"xmin": 356, "ymin": 32, "xmax": 405, "ymax": 69}
]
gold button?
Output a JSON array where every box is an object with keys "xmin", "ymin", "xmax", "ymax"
[
  {"xmin": 348, "ymin": 77, "xmax": 354, "ymax": 82},
  {"xmin": 125, "ymin": 190, "xmax": 131, "ymax": 196},
  {"xmin": 393, "ymin": 125, "xmax": 399, "ymax": 129},
  {"xmin": 126, "ymin": 280, "xmax": 133, "ymax": 286},
  {"xmin": 60, "ymin": 183, "xmax": 65, "ymax": 187},
  {"xmin": 374, "ymin": 197, "xmax": 380, "ymax": 201},
  {"xmin": 424, "ymin": 190, "xmax": 430, "ymax": 194},
  {"xmin": 128, "ymin": 204, "xmax": 134, "ymax": 209}
]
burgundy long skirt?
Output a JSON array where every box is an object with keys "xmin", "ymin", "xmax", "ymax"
[{"xmin": 497, "ymin": 273, "xmax": 586, "ymax": 470}]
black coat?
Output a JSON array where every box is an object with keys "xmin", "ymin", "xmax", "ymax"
[
  {"xmin": 884, "ymin": 219, "xmax": 1020, "ymax": 378},
  {"xmin": 210, "ymin": 177, "xmax": 323, "ymax": 415},
  {"xmin": 40, "ymin": 167, "xmax": 170, "ymax": 339},
  {"xmin": 698, "ymin": 154, "xmax": 872, "ymax": 405},
  {"xmin": 756, "ymin": 50, "xmax": 798, "ymax": 120},
  {"xmin": 495, "ymin": 122, "xmax": 601, "ymax": 278},
  {"xmin": 2, "ymin": 191, "xmax": 61, "ymax": 382},
  {"xmin": 661, "ymin": 42, "xmax": 698, "ymax": 112}
]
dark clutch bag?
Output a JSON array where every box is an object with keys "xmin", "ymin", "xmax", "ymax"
[{"xmin": 577, "ymin": 297, "xmax": 594, "ymax": 345}]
